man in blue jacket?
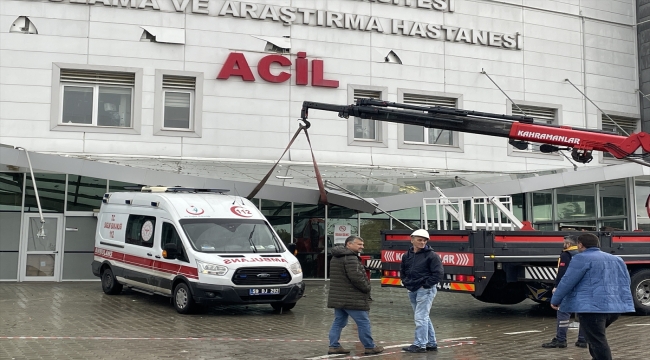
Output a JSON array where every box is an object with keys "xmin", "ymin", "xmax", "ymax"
[
  {"xmin": 400, "ymin": 229, "xmax": 444, "ymax": 353},
  {"xmin": 551, "ymin": 233, "xmax": 635, "ymax": 360}
]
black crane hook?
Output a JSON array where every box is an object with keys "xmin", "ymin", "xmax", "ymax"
[{"xmin": 298, "ymin": 118, "xmax": 311, "ymax": 130}]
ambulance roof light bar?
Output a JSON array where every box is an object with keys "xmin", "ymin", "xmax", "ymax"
[{"xmin": 140, "ymin": 186, "xmax": 230, "ymax": 193}]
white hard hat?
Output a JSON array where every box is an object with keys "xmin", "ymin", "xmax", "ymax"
[{"xmin": 411, "ymin": 229, "xmax": 429, "ymax": 239}]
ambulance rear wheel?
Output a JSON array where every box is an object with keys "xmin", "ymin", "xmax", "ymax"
[
  {"xmin": 101, "ymin": 267, "xmax": 122, "ymax": 295},
  {"xmin": 271, "ymin": 303, "xmax": 296, "ymax": 312},
  {"xmin": 173, "ymin": 282, "xmax": 195, "ymax": 314}
]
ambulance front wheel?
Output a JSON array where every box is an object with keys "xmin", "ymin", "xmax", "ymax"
[
  {"xmin": 271, "ymin": 302, "xmax": 296, "ymax": 312},
  {"xmin": 173, "ymin": 282, "xmax": 195, "ymax": 314},
  {"xmin": 101, "ymin": 267, "xmax": 123, "ymax": 295}
]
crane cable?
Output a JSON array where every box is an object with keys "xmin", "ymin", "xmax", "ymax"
[{"xmin": 247, "ymin": 119, "xmax": 328, "ymax": 204}]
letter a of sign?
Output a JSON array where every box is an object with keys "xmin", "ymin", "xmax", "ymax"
[{"xmin": 217, "ymin": 53, "xmax": 255, "ymax": 81}]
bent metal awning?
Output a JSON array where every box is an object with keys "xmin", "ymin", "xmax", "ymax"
[
  {"xmin": 3, "ymin": 144, "xmax": 648, "ymax": 213},
  {"xmin": 0, "ymin": 145, "xmax": 376, "ymax": 213},
  {"xmin": 374, "ymin": 161, "xmax": 650, "ymax": 212}
]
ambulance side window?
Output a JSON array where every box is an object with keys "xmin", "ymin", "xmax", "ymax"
[
  {"xmin": 125, "ymin": 215, "xmax": 156, "ymax": 248},
  {"xmin": 161, "ymin": 222, "xmax": 188, "ymax": 263}
]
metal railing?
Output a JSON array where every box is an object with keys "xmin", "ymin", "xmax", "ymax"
[{"xmin": 423, "ymin": 195, "xmax": 523, "ymax": 231}]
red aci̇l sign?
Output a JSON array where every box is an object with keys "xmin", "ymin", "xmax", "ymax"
[{"xmin": 217, "ymin": 52, "xmax": 339, "ymax": 88}]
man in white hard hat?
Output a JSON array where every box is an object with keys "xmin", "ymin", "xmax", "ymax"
[{"xmin": 400, "ymin": 229, "xmax": 444, "ymax": 353}]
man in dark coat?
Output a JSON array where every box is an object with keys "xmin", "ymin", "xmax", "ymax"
[
  {"xmin": 551, "ymin": 233, "xmax": 635, "ymax": 360},
  {"xmin": 327, "ymin": 236, "xmax": 383, "ymax": 355},
  {"xmin": 400, "ymin": 229, "xmax": 444, "ymax": 353},
  {"xmin": 542, "ymin": 235, "xmax": 587, "ymax": 348}
]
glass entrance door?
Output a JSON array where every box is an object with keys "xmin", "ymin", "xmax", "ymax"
[{"xmin": 20, "ymin": 214, "xmax": 64, "ymax": 281}]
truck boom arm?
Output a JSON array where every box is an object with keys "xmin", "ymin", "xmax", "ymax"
[{"xmin": 301, "ymin": 99, "xmax": 650, "ymax": 163}]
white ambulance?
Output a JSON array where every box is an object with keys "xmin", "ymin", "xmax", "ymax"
[{"xmin": 91, "ymin": 187, "xmax": 305, "ymax": 314}]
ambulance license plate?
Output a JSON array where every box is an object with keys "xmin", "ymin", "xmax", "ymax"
[{"xmin": 249, "ymin": 288, "xmax": 280, "ymax": 295}]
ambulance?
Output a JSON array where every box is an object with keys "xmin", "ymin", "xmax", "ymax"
[{"xmin": 91, "ymin": 187, "xmax": 305, "ymax": 314}]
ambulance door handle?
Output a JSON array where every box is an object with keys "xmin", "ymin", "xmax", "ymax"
[
  {"xmin": 155, "ymin": 255, "xmax": 161, "ymax": 259},
  {"xmin": 147, "ymin": 253, "xmax": 152, "ymax": 257}
]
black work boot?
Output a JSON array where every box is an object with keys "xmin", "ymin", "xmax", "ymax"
[
  {"xmin": 575, "ymin": 340, "xmax": 588, "ymax": 348},
  {"xmin": 403, "ymin": 345, "xmax": 426, "ymax": 353},
  {"xmin": 541, "ymin": 338, "xmax": 567, "ymax": 348},
  {"xmin": 327, "ymin": 347, "xmax": 351, "ymax": 354}
]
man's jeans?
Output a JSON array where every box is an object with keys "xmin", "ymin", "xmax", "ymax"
[
  {"xmin": 579, "ymin": 313, "xmax": 620, "ymax": 360},
  {"xmin": 408, "ymin": 287, "xmax": 438, "ymax": 348},
  {"xmin": 557, "ymin": 310, "xmax": 586, "ymax": 342},
  {"xmin": 329, "ymin": 308, "xmax": 376, "ymax": 349}
]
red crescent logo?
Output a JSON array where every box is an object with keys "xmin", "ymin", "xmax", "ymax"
[
  {"xmin": 231, "ymin": 206, "xmax": 253, "ymax": 218},
  {"xmin": 186, "ymin": 206, "xmax": 205, "ymax": 215}
]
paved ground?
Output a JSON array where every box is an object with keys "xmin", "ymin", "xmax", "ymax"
[{"xmin": 0, "ymin": 281, "xmax": 647, "ymax": 360}]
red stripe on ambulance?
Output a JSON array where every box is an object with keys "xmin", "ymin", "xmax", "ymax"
[{"xmin": 95, "ymin": 247, "xmax": 198, "ymax": 279}]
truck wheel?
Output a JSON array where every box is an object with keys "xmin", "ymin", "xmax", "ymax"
[
  {"xmin": 173, "ymin": 282, "xmax": 195, "ymax": 314},
  {"xmin": 271, "ymin": 303, "xmax": 296, "ymax": 312},
  {"xmin": 631, "ymin": 269, "xmax": 650, "ymax": 315},
  {"xmin": 101, "ymin": 267, "xmax": 123, "ymax": 295}
]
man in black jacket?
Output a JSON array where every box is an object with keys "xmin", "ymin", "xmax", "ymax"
[
  {"xmin": 327, "ymin": 236, "xmax": 384, "ymax": 355},
  {"xmin": 542, "ymin": 235, "xmax": 587, "ymax": 349},
  {"xmin": 400, "ymin": 229, "xmax": 444, "ymax": 353}
]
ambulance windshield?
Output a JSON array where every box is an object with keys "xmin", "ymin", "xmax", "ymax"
[{"xmin": 179, "ymin": 218, "xmax": 283, "ymax": 253}]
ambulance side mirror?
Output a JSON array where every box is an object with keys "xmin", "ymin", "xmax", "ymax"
[{"xmin": 162, "ymin": 243, "xmax": 178, "ymax": 259}]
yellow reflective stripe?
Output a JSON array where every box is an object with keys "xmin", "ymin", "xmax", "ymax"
[
  {"xmin": 381, "ymin": 277, "xmax": 402, "ymax": 286},
  {"xmin": 450, "ymin": 283, "xmax": 475, "ymax": 291}
]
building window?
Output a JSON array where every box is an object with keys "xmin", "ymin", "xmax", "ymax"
[
  {"xmin": 163, "ymin": 75, "xmax": 195, "ymax": 129},
  {"xmin": 0, "ymin": 172, "xmax": 24, "ymax": 211},
  {"xmin": 25, "ymin": 173, "xmax": 66, "ymax": 213},
  {"xmin": 557, "ymin": 184, "xmax": 596, "ymax": 220},
  {"xmin": 292, "ymin": 202, "xmax": 325, "ymax": 278},
  {"xmin": 51, "ymin": 64, "xmax": 142, "ymax": 134},
  {"xmin": 529, "ymin": 180, "xmax": 629, "ymax": 231},
  {"xmin": 635, "ymin": 178, "xmax": 650, "ymax": 231},
  {"xmin": 511, "ymin": 104, "xmax": 557, "ymax": 152},
  {"xmin": 60, "ymin": 69, "xmax": 134, "ymax": 128},
  {"xmin": 403, "ymin": 94, "xmax": 457, "ymax": 146},
  {"xmin": 531, "ymin": 191, "xmax": 553, "ymax": 224},
  {"xmin": 601, "ymin": 114, "xmax": 639, "ymax": 159},
  {"xmin": 397, "ymin": 90, "xmax": 463, "ymax": 152},
  {"xmin": 353, "ymin": 89, "xmax": 382, "ymax": 140},
  {"xmin": 154, "ymin": 70, "xmax": 203, "ymax": 137},
  {"xmin": 261, "ymin": 200, "xmax": 292, "ymax": 245},
  {"xmin": 66, "ymin": 176, "xmax": 107, "ymax": 212}
]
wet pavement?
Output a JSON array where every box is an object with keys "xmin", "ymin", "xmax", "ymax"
[{"xmin": 0, "ymin": 281, "xmax": 647, "ymax": 360}]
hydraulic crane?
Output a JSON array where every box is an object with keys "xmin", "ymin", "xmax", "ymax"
[
  {"xmin": 298, "ymin": 99, "xmax": 650, "ymax": 314},
  {"xmin": 300, "ymin": 99, "xmax": 650, "ymax": 165}
]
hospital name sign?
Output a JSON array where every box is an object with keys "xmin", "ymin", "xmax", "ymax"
[{"xmin": 47, "ymin": 0, "xmax": 522, "ymax": 50}]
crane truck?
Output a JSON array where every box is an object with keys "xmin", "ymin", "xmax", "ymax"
[{"xmin": 300, "ymin": 99, "xmax": 650, "ymax": 315}]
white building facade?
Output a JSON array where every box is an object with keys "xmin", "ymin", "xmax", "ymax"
[{"xmin": 1, "ymin": 0, "xmax": 647, "ymax": 281}]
